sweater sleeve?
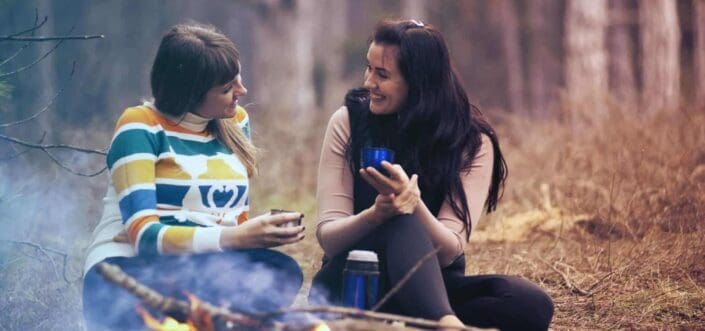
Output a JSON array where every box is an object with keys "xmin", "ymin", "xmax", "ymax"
[
  {"xmin": 107, "ymin": 107, "xmax": 221, "ymax": 255},
  {"xmin": 436, "ymin": 134, "xmax": 495, "ymax": 251}
]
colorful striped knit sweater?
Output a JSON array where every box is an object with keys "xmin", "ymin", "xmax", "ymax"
[{"xmin": 84, "ymin": 104, "xmax": 251, "ymax": 273}]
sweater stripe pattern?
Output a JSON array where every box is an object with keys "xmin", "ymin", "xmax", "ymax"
[{"xmin": 107, "ymin": 105, "xmax": 250, "ymax": 256}]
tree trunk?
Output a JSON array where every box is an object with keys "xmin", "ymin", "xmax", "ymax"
[
  {"xmin": 694, "ymin": 0, "xmax": 705, "ymax": 106},
  {"xmin": 251, "ymin": 0, "xmax": 316, "ymax": 125},
  {"xmin": 312, "ymin": 0, "xmax": 348, "ymax": 113},
  {"xmin": 488, "ymin": 0, "xmax": 524, "ymax": 112},
  {"xmin": 607, "ymin": 0, "xmax": 638, "ymax": 107},
  {"xmin": 564, "ymin": 0, "xmax": 608, "ymax": 117},
  {"xmin": 401, "ymin": 0, "xmax": 427, "ymax": 21},
  {"xmin": 639, "ymin": 0, "xmax": 681, "ymax": 113},
  {"xmin": 526, "ymin": 0, "xmax": 565, "ymax": 117}
]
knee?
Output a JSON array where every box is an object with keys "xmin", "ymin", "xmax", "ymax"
[
  {"xmin": 507, "ymin": 276, "xmax": 554, "ymax": 330},
  {"xmin": 379, "ymin": 214, "xmax": 427, "ymax": 238}
]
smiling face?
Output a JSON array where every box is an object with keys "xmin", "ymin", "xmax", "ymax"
[
  {"xmin": 363, "ymin": 42, "xmax": 409, "ymax": 115},
  {"xmin": 193, "ymin": 73, "xmax": 248, "ymax": 119}
]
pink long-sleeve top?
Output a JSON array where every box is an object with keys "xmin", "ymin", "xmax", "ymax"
[{"xmin": 315, "ymin": 107, "xmax": 495, "ymax": 266}]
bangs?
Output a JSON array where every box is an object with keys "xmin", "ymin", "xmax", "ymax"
[{"xmin": 202, "ymin": 46, "xmax": 240, "ymax": 88}]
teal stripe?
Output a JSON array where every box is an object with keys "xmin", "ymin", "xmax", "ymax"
[
  {"xmin": 107, "ymin": 129, "xmax": 166, "ymax": 168},
  {"xmin": 159, "ymin": 215, "xmax": 201, "ymax": 227},
  {"xmin": 166, "ymin": 136, "xmax": 229, "ymax": 156},
  {"xmin": 137, "ymin": 222, "xmax": 164, "ymax": 256}
]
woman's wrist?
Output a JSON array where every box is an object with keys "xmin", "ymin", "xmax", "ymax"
[
  {"xmin": 220, "ymin": 227, "xmax": 247, "ymax": 249},
  {"xmin": 361, "ymin": 207, "xmax": 385, "ymax": 227}
]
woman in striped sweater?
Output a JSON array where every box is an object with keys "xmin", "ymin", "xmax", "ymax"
[{"xmin": 82, "ymin": 23, "xmax": 305, "ymax": 330}]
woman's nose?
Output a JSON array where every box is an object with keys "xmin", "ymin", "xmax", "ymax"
[
  {"xmin": 234, "ymin": 84, "xmax": 247, "ymax": 96},
  {"xmin": 363, "ymin": 73, "xmax": 374, "ymax": 90}
]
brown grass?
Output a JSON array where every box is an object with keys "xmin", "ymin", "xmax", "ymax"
[{"xmin": 252, "ymin": 104, "xmax": 705, "ymax": 330}]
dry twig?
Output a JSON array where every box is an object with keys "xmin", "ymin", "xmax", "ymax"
[{"xmin": 372, "ymin": 246, "xmax": 441, "ymax": 311}]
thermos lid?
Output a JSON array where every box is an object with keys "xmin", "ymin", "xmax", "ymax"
[{"xmin": 347, "ymin": 250, "xmax": 378, "ymax": 262}]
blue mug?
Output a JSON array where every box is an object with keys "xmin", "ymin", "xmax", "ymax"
[{"xmin": 361, "ymin": 147, "xmax": 395, "ymax": 171}]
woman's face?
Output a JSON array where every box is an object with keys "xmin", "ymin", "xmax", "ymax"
[
  {"xmin": 193, "ymin": 73, "xmax": 247, "ymax": 119},
  {"xmin": 363, "ymin": 42, "xmax": 409, "ymax": 115}
]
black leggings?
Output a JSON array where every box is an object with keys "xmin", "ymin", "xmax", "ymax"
[
  {"xmin": 311, "ymin": 215, "xmax": 554, "ymax": 331},
  {"xmin": 83, "ymin": 249, "xmax": 302, "ymax": 331}
]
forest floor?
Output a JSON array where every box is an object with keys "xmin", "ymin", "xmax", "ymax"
[{"xmin": 1, "ymin": 104, "xmax": 703, "ymax": 330}]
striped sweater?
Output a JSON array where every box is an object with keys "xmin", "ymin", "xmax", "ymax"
[{"xmin": 84, "ymin": 104, "xmax": 251, "ymax": 272}]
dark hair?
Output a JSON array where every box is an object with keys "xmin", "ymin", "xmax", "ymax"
[
  {"xmin": 150, "ymin": 23, "xmax": 257, "ymax": 176},
  {"xmin": 347, "ymin": 19, "xmax": 508, "ymax": 239},
  {"xmin": 151, "ymin": 23, "xmax": 240, "ymax": 117}
]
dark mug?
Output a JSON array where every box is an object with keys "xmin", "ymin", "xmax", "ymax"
[
  {"xmin": 270, "ymin": 209, "xmax": 302, "ymax": 228},
  {"xmin": 361, "ymin": 147, "xmax": 395, "ymax": 171}
]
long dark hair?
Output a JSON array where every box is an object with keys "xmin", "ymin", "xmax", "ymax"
[
  {"xmin": 150, "ymin": 23, "xmax": 257, "ymax": 176},
  {"xmin": 346, "ymin": 19, "xmax": 507, "ymax": 239}
]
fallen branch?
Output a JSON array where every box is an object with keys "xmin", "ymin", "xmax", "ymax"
[
  {"xmin": 98, "ymin": 261, "xmax": 490, "ymax": 331},
  {"xmin": 0, "ymin": 133, "xmax": 107, "ymax": 155},
  {"xmin": 537, "ymin": 256, "xmax": 591, "ymax": 296},
  {"xmin": 96, "ymin": 262, "xmax": 266, "ymax": 330}
]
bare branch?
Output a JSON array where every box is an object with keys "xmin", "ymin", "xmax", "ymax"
[
  {"xmin": 44, "ymin": 149, "xmax": 108, "ymax": 177},
  {"xmin": 1, "ymin": 239, "xmax": 80, "ymax": 284},
  {"xmin": 0, "ymin": 10, "xmax": 44, "ymax": 67},
  {"xmin": 0, "ymin": 61, "xmax": 76, "ymax": 128},
  {"xmin": 0, "ymin": 39, "xmax": 64, "ymax": 78},
  {"xmin": 7, "ymin": 15, "xmax": 48, "ymax": 37},
  {"xmin": 371, "ymin": 246, "xmax": 441, "ymax": 311},
  {"xmin": 0, "ymin": 35, "xmax": 105, "ymax": 42},
  {"xmin": 0, "ymin": 133, "xmax": 107, "ymax": 155}
]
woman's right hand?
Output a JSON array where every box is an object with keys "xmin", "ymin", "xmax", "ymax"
[
  {"xmin": 220, "ymin": 212, "xmax": 305, "ymax": 249},
  {"xmin": 367, "ymin": 174, "xmax": 420, "ymax": 222}
]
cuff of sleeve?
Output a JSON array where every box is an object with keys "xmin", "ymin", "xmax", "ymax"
[{"xmin": 192, "ymin": 227, "xmax": 224, "ymax": 253}]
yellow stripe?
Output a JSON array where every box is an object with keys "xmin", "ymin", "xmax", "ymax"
[
  {"xmin": 112, "ymin": 159, "xmax": 155, "ymax": 194},
  {"xmin": 234, "ymin": 106, "xmax": 248, "ymax": 124},
  {"xmin": 198, "ymin": 159, "xmax": 247, "ymax": 180},
  {"xmin": 155, "ymin": 157, "xmax": 191, "ymax": 180},
  {"xmin": 161, "ymin": 227, "xmax": 196, "ymax": 253}
]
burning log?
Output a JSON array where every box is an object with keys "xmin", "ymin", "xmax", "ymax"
[{"xmin": 95, "ymin": 262, "xmax": 265, "ymax": 330}]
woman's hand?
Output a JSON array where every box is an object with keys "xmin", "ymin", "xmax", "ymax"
[
  {"xmin": 366, "ymin": 172, "xmax": 421, "ymax": 221},
  {"xmin": 220, "ymin": 212, "xmax": 305, "ymax": 249},
  {"xmin": 359, "ymin": 161, "xmax": 412, "ymax": 195}
]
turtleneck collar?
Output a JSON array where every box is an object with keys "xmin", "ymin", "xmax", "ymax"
[{"xmin": 144, "ymin": 101, "xmax": 211, "ymax": 132}]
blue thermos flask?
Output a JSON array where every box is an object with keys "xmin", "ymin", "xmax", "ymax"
[{"xmin": 341, "ymin": 250, "xmax": 379, "ymax": 309}]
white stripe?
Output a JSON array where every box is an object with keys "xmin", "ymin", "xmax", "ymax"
[
  {"xmin": 155, "ymin": 178, "xmax": 247, "ymax": 186},
  {"xmin": 117, "ymin": 183, "xmax": 156, "ymax": 201},
  {"xmin": 192, "ymin": 227, "xmax": 223, "ymax": 253},
  {"xmin": 165, "ymin": 131, "xmax": 215, "ymax": 143},
  {"xmin": 156, "ymin": 226, "xmax": 166, "ymax": 254},
  {"xmin": 111, "ymin": 123, "xmax": 162, "ymax": 145},
  {"xmin": 133, "ymin": 221, "xmax": 151, "ymax": 252},
  {"xmin": 111, "ymin": 153, "xmax": 157, "ymax": 170}
]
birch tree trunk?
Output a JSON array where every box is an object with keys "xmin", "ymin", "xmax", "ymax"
[
  {"xmin": 607, "ymin": 0, "xmax": 638, "ymax": 107},
  {"xmin": 564, "ymin": 0, "xmax": 608, "ymax": 117},
  {"xmin": 694, "ymin": 0, "xmax": 705, "ymax": 106},
  {"xmin": 639, "ymin": 0, "xmax": 681, "ymax": 113}
]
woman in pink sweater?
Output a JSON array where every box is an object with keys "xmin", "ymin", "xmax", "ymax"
[{"xmin": 310, "ymin": 19, "xmax": 553, "ymax": 331}]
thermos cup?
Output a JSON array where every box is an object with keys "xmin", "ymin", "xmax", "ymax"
[
  {"xmin": 341, "ymin": 250, "xmax": 380, "ymax": 309},
  {"xmin": 360, "ymin": 147, "xmax": 395, "ymax": 171}
]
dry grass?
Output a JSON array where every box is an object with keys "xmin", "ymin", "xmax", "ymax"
[
  {"xmin": 252, "ymin": 104, "xmax": 705, "ymax": 330},
  {"xmin": 1, "ymin": 104, "xmax": 703, "ymax": 330}
]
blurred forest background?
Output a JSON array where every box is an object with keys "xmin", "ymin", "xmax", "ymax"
[{"xmin": 1, "ymin": 0, "xmax": 704, "ymax": 330}]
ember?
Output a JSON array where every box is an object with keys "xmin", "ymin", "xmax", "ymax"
[
  {"xmin": 137, "ymin": 306, "xmax": 196, "ymax": 331},
  {"xmin": 309, "ymin": 322, "xmax": 331, "ymax": 331}
]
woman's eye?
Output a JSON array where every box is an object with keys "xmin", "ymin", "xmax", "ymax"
[{"xmin": 223, "ymin": 86, "xmax": 233, "ymax": 93}]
